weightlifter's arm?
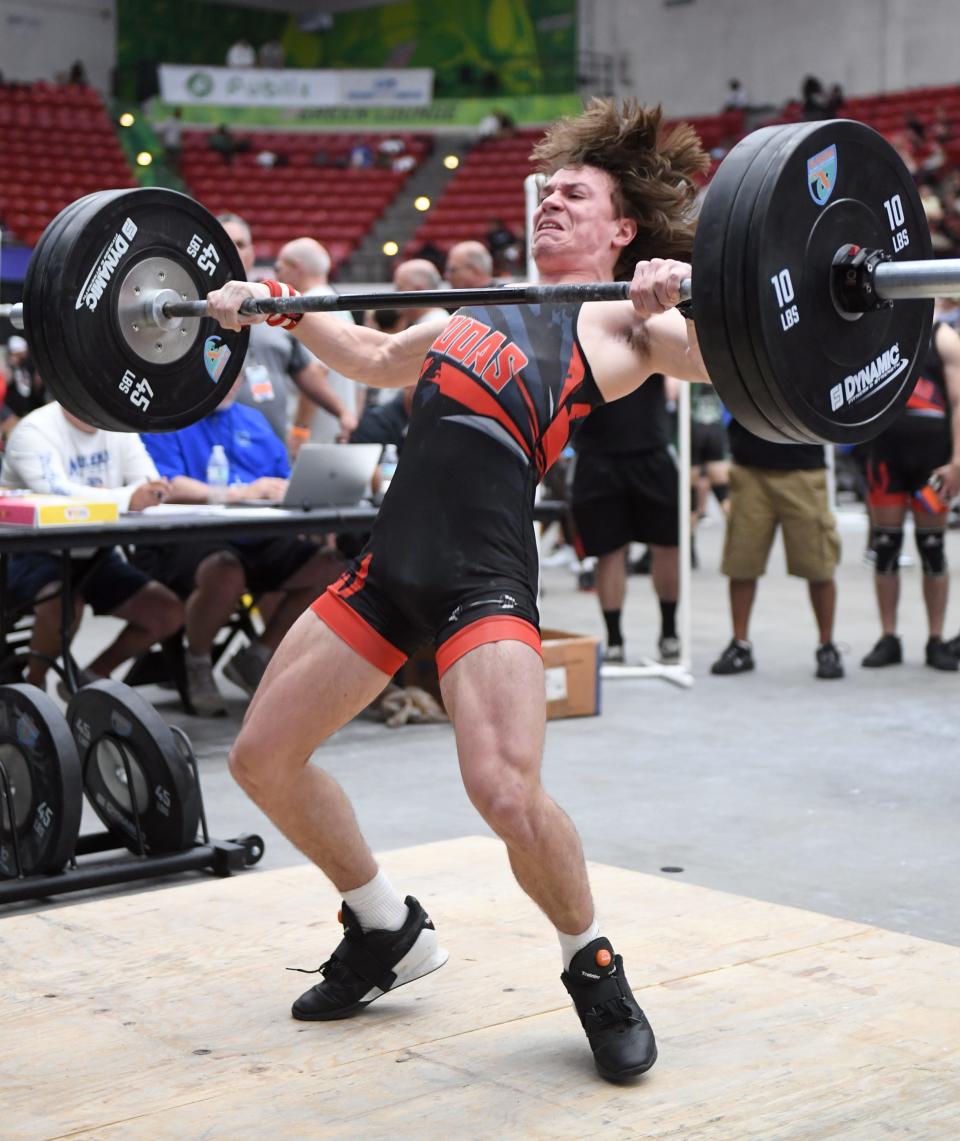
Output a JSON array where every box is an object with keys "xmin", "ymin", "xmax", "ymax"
[
  {"xmin": 580, "ymin": 260, "xmax": 708, "ymax": 403},
  {"xmin": 206, "ymin": 280, "xmax": 446, "ymax": 388},
  {"xmin": 629, "ymin": 258, "xmax": 709, "ymax": 383}
]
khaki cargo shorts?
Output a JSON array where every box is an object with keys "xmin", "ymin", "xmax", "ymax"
[{"xmin": 721, "ymin": 465, "xmax": 840, "ymax": 581}]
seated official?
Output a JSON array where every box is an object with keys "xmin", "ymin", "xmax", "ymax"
[
  {"xmin": 139, "ymin": 380, "xmax": 343, "ymax": 716},
  {"xmin": 0, "ymin": 403, "xmax": 183, "ymax": 692}
]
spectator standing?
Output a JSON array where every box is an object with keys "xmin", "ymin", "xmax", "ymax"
[
  {"xmin": 258, "ymin": 39, "xmax": 285, "ymax": 69},
  {"xmin": 0, "ymin": 404, "xmax": 182, "ymax": 691},
  {"xmin": 571, "ymin": 376, "xmax": 683, "ymax": 664},
  {"xmin": 140, "ymin": 380, "xmax": 344, "ymax": 715},
  {"xmin": 710, "ymin": 417, "xmax": 843, "ymax": 678},
  {"xmin": 688, "ymin": 381, "xmax": 730, "ymax": 556},
  {"xmin": 862, "ymin": 321, "xmax": 960, "ymax": 670},
  {"xmin": 159, "ymin": 107, "xmax": 183, "ymax": 172},
  {"xmin": 226, "ymin": 38, "xmax": 256, "ymax": 68},
  {"xmin": 274, "ymin": 237, "xmax": 365, "ymax": 449},
  {"xmin": 219, "ymin": 215, "xmax": 357, "ymax": 448},
  {"xmin": 723, "ymin": 78, "xmax": 749, "ymax": 111}
]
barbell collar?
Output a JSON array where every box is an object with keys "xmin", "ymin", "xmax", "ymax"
[{"xmin": 0, "ymin": 303, "xmax": 24, "ymax": 330}]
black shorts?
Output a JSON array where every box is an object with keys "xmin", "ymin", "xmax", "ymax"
[
  {"xmin": 571, "ymin": 447, "xmax": 680, "ymax": 554},
  {"xmin": 312, "ymin": 549, "xmax": 541, "ymax": 680},
  {"xmin": 6, "ymin": 549, "xmax": 151, "ymax": 615},
  {"xmin": 691, "ymin": 421, "xmax": 728, "ymax": 467},
  {"xmin": 134, "ymin": 537, "xmax": 317, "ymax": 598},
  {"xmin": 866, "ymin": 416, "xmax": 950, "ymax": 508}
]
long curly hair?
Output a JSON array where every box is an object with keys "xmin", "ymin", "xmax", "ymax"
[{"xmin": 530, "ymin": 99, "xmax": 709, "ymax": 280}]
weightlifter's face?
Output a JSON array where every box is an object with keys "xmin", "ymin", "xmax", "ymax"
[{"xmin": 532, "ymin": 165, "xmax": 635, "ymax": 275}]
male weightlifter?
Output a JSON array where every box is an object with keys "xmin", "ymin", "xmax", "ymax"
[{"xmin": 206, "ymin": 99, "xmax": 710, "ymax": 1083}]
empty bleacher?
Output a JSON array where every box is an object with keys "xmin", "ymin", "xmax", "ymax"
[
  {"xmin": 0, "ymin": 82, "xmax": 135, "ymax": 246},
  {"xmin": 179, "ymin": 130, "xmax": 430, "ymax": 273}
]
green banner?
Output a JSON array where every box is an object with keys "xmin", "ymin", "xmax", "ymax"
[
  {"xmin": 118, "ymin": 0, "xmax": 574, "ymax": 102},
  {"xmin": 146, "ymin": 92, "xmax": 584, "ymax": 130}
]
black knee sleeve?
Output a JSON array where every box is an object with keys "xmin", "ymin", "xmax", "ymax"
[
  {"xmin": 917, "ymin": 528, "xmax": 947, "ymax": 576},
  {"xmin": 712, "ymin": 482, "xmax": 730, "ymax": 504},
  {"xmin": 872, "ymin": 526, "xmax": 903, "ymax": 575}
]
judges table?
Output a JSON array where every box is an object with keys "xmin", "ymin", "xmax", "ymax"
[{"xmin": 0, "ymin": 500, "xmax": 566, "ymax": 692}]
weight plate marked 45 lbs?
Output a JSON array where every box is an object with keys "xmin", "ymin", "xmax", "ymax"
[
  {"xmin": 0, "ymin": 684, "xmax": 83, "ymax": 877},
  {"xmin": 30, "ymin": 188, "xmax": 248, "ymax": 433},
  {"xmin": 67, "ymin": 680, "xmax": 201, "ymax": 854},
  {"xmin": 744, "ymin": 119, "xmax": 933, "ymax": 444}
]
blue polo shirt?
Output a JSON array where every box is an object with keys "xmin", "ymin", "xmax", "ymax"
[{"xmin": 141, "ymin": 402, "xmax": 290, "ymax": 484}]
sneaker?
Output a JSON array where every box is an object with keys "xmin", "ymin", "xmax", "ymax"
[
  {"xmin": 926, "ymin": 636, "xmax": 959, "ymax": 672},
  {"xmin": 561, "ymin": 937, "xmax": 657, "ymax": 1082},
  {"xmin": 658, "ymin": 636, "xmax": 681, "ymax": 664},
  {"xmin": 710, "ymin": 639, "xmax": 754, "ymax": 675},
  {"xmin": 603, "ymin": 644, "xmax": 626, "ymax": 664},
  {"xmin": 222, "ymin": 643, "xmax": 271, "ymax": 697},
  {"xmin": 185, "ymin": 654, "xmax": 227, "ymax": 717},
  {"xmin": 541, "ymin": 544, "xmax": 576, "ymax": 568},
  {"xmin": 815, "ymin": 642, "xmax": 845, "ymax": 679},
  {"xmin": 291, "ymin": 896, "xmax": 448, "ymax": 1021},
  {"xmin": 861, "ymin": 634, "xmax": 902, "ymax": 668}
]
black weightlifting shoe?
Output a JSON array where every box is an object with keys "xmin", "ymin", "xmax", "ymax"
[
  {"xmin": 291, "ymin": 896, "xmax": 448, "ymax": 1021},
  {"xmin": 561, "ymin": 937, "xmax": 657, "ymax": 1083},
  {"xmin": 926, "ymin": 636, "xmax": 959, "ymax": 672},
  {"xmin": 861, "ymin": 634, "xmax": 902, "ymax": 668}
]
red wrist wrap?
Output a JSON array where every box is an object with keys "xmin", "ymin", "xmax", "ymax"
[{"xmin": 261, "ymin": 280, "xmax": 304, "ymax": 329}]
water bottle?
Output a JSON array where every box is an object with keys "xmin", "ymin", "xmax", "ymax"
[
  {"xmin": 206, "ymin": 444, "xmax": 230, "ymax": 501},
  {"xmin": 379, "ymin": 443, "xmax": 398, "ymax": 496}
]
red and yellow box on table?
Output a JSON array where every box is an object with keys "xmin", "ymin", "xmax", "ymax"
[{"xmin": 0, "ymin": 493, "xmax": 119, "ymax": 528}]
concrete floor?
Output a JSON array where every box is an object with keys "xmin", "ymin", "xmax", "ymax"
[{"xmin": 10, "ymin": 504, "xmax": 960, "ymax": 946}]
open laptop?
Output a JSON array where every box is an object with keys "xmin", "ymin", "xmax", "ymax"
[{"xmin": 233, "ymin": 443, "xmax": 382, "ymax": 509}]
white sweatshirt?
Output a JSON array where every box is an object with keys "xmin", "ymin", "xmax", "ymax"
[{"xmin": 0, "ymin": 403, "xmax": 158, "ymax": 511}]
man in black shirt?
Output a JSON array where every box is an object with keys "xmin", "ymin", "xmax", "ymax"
[
  {"xmin": 711, "ymin": 418, "xmax": 844, "ymax": 679},
  {"xmin": 571, "ymin": 375, "xmax": 681, "ymax": 663}
]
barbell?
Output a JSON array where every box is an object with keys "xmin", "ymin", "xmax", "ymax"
[{"xmin": 2, "ymin": 118, "xmax": 959, "ymax": 442}]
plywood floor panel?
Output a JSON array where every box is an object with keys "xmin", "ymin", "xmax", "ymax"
[{"xmin": 4, "ymin": 837, "xmax": 958, "ymax": 1140}]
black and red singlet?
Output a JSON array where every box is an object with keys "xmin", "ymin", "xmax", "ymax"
[{"xmin": 312, "ymin": 302, "xmax": 603, "ymax": 675}]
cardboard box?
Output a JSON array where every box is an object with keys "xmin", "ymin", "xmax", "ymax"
[
  {"xmin": 0, "ymin": 494, "xmax": 119, "ymax": 528},
  {"xmin": 394, "ymin": 627, "xmax": 601, "ymax": 721},
  {"xmin": 541, "ymin": 628, "xmax": 602, "ymax": 719}
]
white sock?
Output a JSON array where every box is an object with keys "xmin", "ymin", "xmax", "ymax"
[
  {"xmin": 342, "ymin": 869, "xmax": 408, "ymax": 933},
  {"xmin": 558, "ymin": 917, "xmax": 601, "ymax": 971}
]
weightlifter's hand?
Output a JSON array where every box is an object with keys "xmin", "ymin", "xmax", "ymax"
[
  {"xmin": 630, "ymin": 258, "xmax": 690, "ymax": 319},
  {"xmin": 206, "ymin": 280, "xmax": 272, "ymax": 331}
]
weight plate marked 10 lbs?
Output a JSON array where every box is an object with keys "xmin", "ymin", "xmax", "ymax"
[
  {"xmin": 744, "ymin": 119, "xmax": 933, "ymax": 444},
  {"xmin": 67, "ymin": 680, "xmax": 201, "ymax": 854},
  {"xmin": 0, "ymin": 684, "xmax": 83, "ymax": 877}
]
